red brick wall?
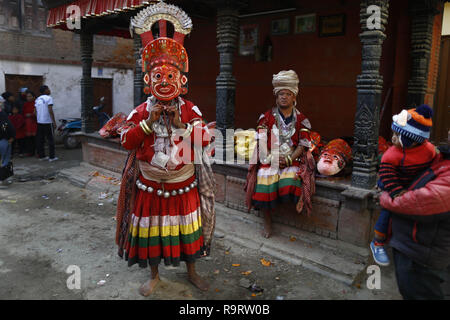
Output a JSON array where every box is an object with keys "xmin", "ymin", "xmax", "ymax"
[
  {"xmin": 0, "ymin": 29, "xmax": 134, "ymax": 68},
  {"xmin": 425, "ymin": 11, "xmax": 444, "ymax": 107}
]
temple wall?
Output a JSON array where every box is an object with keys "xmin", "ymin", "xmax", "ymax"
[{"xmin": 184, "ymin": 0, "xmax": 412, "ymax": 141}]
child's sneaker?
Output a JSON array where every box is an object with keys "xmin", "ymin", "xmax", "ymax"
[
  {"xmin": 39, "ymin": 156, "xmax": 49, "ymax": 161},
  {"xmin": 49, "ymin": 157, "xmax": 59, "ymax": 162},
  {"xmin": 370, "ymin": 240, "xmax": 390, "ymax": 266}
]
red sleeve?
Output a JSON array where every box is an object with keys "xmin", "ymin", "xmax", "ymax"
[
  {"xmin": 255, "ymin": 111, "xmax": 274, "ymax": 152},
  {"xmin": 379, "ymin": 146, "xmax": 404, "ymax": 197},
  {"xmin": 120, "ymin": 104, "xmax": 150, "ymax": 151},
  {"xmin": 294, "ymin": 112, "xmax": 311, "ymax": 148},
  {"xmin": 18, "ymin": 115, "xmax": 25, "ymax": 128},
  {"xmin": 379, "ymin": 161, "xmax": 450, "ymax": 219},
  {"xmin": 175, "ymin": 100, "xmax": 211, "ymax": 148}
]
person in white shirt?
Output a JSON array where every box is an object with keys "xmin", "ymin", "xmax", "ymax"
[{"xmin": 35, "ymin": 85, "xmax": 58, "ymax": 161}]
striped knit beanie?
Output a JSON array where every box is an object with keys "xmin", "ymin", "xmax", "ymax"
[{"xmin": 391, "ymin": 105, "xmax": 433, "ymax": 147}]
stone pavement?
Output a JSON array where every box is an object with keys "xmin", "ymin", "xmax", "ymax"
[
  {"xmin": 57, "ymin": 160, "xmax": 401, "ymax": 294},
  {"xmin": 2, "ymin": 147, "xmax": 404, "ymax": 299},
  {"xmin": 10, "ymin": 146, "xmax": 83, "ymax": 181}
]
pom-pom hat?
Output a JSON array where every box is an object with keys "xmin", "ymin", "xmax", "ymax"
[{"xmin": 391, "ymin": 104, "xmax": 433, "ymax": 144}]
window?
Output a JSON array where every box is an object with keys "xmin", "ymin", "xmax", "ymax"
[{"xmin": 0, "ymin": 0, "xmax": 50, "ymax": 35}]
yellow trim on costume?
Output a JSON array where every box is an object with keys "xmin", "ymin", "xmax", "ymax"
[
  {"xmin": 256, "ymin": 175, "xmax": 280, "ymax": 185},
  {"xmin": 131, "ymin": 216, "xmax": 202, "ymax": 238}
]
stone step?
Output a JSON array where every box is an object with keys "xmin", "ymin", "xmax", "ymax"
[
  {"xmin": 59, "ymin": 162, "xmax": 121, "ymax": 195},
  {"xmin": 214, "ymin": 202, "xmax": 369, "ymax": 286}
]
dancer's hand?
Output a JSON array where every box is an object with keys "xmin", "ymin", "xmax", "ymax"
[
  {"xmin": 279, "ymin": 156, "xmax": 287, "ymax": 169},
  {"xmin": 146, "ymin": 104, "xmax": 164, "ymax": 127},
  {"xmin": 165, "ymin": 105, "xmax": 185, "ymax": 129}
]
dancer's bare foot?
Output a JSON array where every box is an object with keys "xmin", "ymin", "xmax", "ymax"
[
  {"xmin": 262, "ymin": 224, "xmax": 272, "ymax": 238},
  {"xmin": 263, "ymin": 210, "xmax": 272, "ymax": 238},
  {"xmin": 139, "ymin": 276, "xmax": 160, "ymax": 297},
  {"xmin": 188, "ymin": 273, "xmax": 210, "ymax": 291},
  {"xmin": 186, "ymin": 262, "xmax": 209, "ymax": 291},
  {"xmin": 296, "ymin": 198, "xmax": 304, "ymax": 214}
]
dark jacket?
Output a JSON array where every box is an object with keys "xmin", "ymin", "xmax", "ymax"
[
  {"xmin": 15, "ymin": 98, "xmax": 25, "ymax": 114},
  {"xmin": 380, "ymin": 146, "xmax": 450, "ymax": 269},
  {"xmin": 0, "ymin": 110, "xmax": 16, "ymax": 140},
  {"xmin": 1, "ymin": 92, "xmax": 14, "ymax": 115}
]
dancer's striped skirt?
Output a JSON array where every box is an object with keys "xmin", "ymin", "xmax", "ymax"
[
  {"xmin": 124, "ymin": 175, "xmax": 205, "ymax": 268},
  {"xmin": 252, "ymin": 165, "xmax": 302, "ymax": 210}
]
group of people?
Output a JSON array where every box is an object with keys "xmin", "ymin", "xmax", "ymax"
[
  {"xmin": 114, "ymin": 2, "xmax": 449, "ymax": 300},
  {"xmin": 1, "ymin": 88, "xmax": 38, "ymax": 157},
  {"xmin": 0, "ymin": 85, "xmax": 58, "ymax": 186}
]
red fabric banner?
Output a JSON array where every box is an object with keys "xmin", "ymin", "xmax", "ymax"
[{"xmin": 47, "ymin": 0, "xmax": 155, "ymax": 28}]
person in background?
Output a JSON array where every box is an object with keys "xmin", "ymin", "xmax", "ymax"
[
  {"xmin": 8, "ymin": 105, "xmax": 26, "ymax": 157},
  {"xmin": 22, "ymin": 90, "xmax": 37, "ymax": 156},
  {"xmin": 35, "ymin": 85, "xmax": 58, "ymax": 162},
  {"xmin": 0, "ymin": 96, "xmax": 15, "ymax": 186},
  {"xmin": 245, "ymin": 70, "xmax": 313, "ymax": 238},
  {"xmin": 1, "ymin": 92, "xmax": 15, "ymax": 115},
  {"xmin": 16, "ymin": 87, "xmax": 28, "ymax": 114}
]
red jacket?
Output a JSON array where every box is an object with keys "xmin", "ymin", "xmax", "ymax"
[
  {"xmin": 380, "ymin": 155, "xmax": 450, "ymax": 218},
  {"xmin": 380, "ymin": 150, "xmax": 450, "ymax": 269},
  {"xmin": 8, "ymin": 114, "xmax": 26, "ymax": 139},
  {"xmin": 379, "ymin": 141, "xmax": 436, "ymax": 197}
]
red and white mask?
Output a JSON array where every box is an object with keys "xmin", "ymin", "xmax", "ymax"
[{"xmin": 147, "ymin": 64, "xmax": 187, "ymax": 101}]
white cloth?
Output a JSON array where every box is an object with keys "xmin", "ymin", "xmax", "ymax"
[
  {"xmin": 272, "ymin": 70, "xmax": 299, "ymax": 96},
  {"xmin": 35, "ymin": 95, "xmax": 54, "ymax": 124}
]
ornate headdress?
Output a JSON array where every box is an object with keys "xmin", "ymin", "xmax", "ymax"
[
  {"xmin": 131, "ymin": 2, "xmax": 193, "ymax": 96},
  {"xmin": 272, "ymin": 70, "xmax": 299, "ymax": 96}
]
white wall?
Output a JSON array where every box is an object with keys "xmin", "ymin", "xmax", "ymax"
[{"xmin": 0, "ymin": 60, "xmax": 134, "ymax": 122}]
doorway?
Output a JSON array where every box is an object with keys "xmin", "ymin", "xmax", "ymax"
[
  {"xmin": 93, "ymin": 77, "xmax": 113, "ymax": 129},
  {"xmin": 5, "ymin": 74, "xmax": 44, "ymax": 97}
]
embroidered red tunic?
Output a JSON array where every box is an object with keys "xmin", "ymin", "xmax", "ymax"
[
  {"xmin": 256, "ymin": 108, "xmax": 312, "ymax": 167},
  {"xmin": 121, "ymin": 97, "xmax": 212, "ymax": 169},
  {"xmin": 119, "ymin": 97, "xmax": 212, "ymax": 267}
]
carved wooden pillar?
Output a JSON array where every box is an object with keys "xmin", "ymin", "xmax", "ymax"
[
  {"xmin": 80, "ymin": 31, "xmax": 95, "ymax": 133},
  {"xmin": 407, "ymin": 0, "xmax": 440, "ymax": 106},
  {"xmin": 351, "ymin": 0, "xmax": 389, "ymax": 189},
  {"xmin": 215, "ymin": 5, "xmax": 239, "ymax": 162},
  {"xmin": 133, "ymin": 31, "xmax": 145, "ymax": 106}
]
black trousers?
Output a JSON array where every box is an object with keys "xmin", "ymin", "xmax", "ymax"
[
  {"xmin": 393, "ymin": 248, "xmax": 446, "ymax": 300},
  {"xmin": 25, "ymin": 136, "xmax": 36, "ymax": 155},
  {"xmin": 36, "ymin": 123, "xmax": 55, "ymax": 159},
  {"xmin": 12, "ymin": 138, "xmax": 26, "ymax": 155}
]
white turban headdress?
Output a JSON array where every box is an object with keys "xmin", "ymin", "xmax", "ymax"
[{"xmin": 272, "ymin": 70, "xmax": 299, "ymax": 96}]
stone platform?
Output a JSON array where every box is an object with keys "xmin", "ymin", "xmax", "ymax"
[
  {"xmin": 78, "ymin": 133, "xmax": 381, "ymax": 248},
  {"xmin": 58, "ymin": 161, "xmax": 371, "ymax": 286}
]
